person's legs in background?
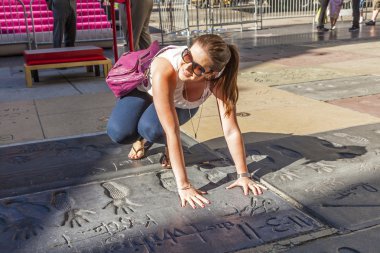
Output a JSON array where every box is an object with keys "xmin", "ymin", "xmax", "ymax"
[
  {"xmin": 317, "ymin": 0, "xmax": 330, "ymax": 31},
  {"xmin": 120, "ymin": 0, "xmax": 153, "ymax": 51},
  {"xmin": 52, "ymin": 0, "xmax": 68, "ymax": 48},
  {"xmin": 131, "ymin": 0, "xmax": 153, "ymax": 50},
  {"xmin": 359, "ymin": 0, "xmax": 365, "ymax": 23},
  {"xmin": 64, "ymin": 7, "xmax": 76, "ymax": 47},
  {"xmin": 52, "ymin": 14, "xmax": 64, "ymax": 48},
  {"xmin": 349, "ymin": 0, "xmax": 361, "ymax": 31},
  {"xmin": 365, "ymin": 0, "xmax": 380, "ymax": 25}
]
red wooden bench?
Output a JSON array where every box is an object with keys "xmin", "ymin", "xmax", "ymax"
[{"xmin": 24, "ymin": 46, "xmax": 112, "ymax": 87}]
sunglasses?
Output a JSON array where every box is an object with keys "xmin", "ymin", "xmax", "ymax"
[{"xmin": 181, "ymin": 48, "xmax": 214, "ymax": 77}]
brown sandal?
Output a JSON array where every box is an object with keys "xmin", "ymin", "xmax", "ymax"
[{"xmin": 128, "ymin": 139, "xmax": 152, "ymax": 160}]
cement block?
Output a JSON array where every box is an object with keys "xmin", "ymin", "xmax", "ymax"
[
  {"xmin": 217, "ymin": 123, "xmax": 380, "ymax": 231},
  {"xmin": 278, "ymin": 75, "xmax": 380, "ymax": 101},
  {"xmin": 0, "ymin": 100, "xmax": 44, "ymax": 145},
  {"xmin": 0, "ymin": 168, "xmax": 321, "ymax": 253},
  {"xmin": 35, "ymin": 93, "xmax": 115, "ymax": 138},
  {"xmin": 0, "ymin": 133, "xmax": 221, "ymax": 198},
  {"xmin": 287, "ymin": 225, "xmax": 380, "ymax": 253},
  {"xmin": 35, "ymin": 92, "xmax": 115, "ymax": 116},
  {"xmin": 39, "ymin": 107, "xmax": 113, "ymax": 138},
  {"xmin": 329, "ymin": 93, "xmax": 380, "ymax": 118},
  {"xmin": 238, "ymin": 67, "xmax": 356, "ymax": 87}
]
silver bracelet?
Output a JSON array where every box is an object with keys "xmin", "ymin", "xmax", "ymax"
[
  {"xmin": 178, "ymin": 184, "xmax": 192, "ymax": 191},
  {"xmin": 237, "ymin": 172, "xmax": 251, "ymax": 179}
]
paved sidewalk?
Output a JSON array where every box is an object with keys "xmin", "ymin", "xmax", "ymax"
[{"xmin": 0, "ymin": 21, "xmax": 380, "ymax": 252}]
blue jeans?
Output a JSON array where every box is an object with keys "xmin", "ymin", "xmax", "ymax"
[{"xmin": 107, "ymin": 89, "xmax": 198, "ymax": 144}]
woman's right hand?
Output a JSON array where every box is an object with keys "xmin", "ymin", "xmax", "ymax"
[{"xmin": 178, "ymin": 185, "xmax": 210, "ymax": 209}]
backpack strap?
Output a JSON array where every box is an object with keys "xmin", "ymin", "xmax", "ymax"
[
  {"xmin": 151, "ymin": 45, "xmax": 179, "ymax": 62},
  {"xmin": 144, "ymin": 45, "xmax": 180, "ymax": 78}
]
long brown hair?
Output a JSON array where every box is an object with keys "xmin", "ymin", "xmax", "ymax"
[{"xmin": 193, "ymin": 34, "xmax": 239, "ymax": 116}]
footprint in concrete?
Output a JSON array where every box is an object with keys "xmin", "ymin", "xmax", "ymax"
[
  {"xmin": 267, "ymin": 145, "xmax": 303, "ymax": 159},
  {"xmin": 51, "ymin": 191, "xmax": 95, "ymax": 228},
  {"xmin": 102, "ymin": 182, "xmax": 142, "ymax": 215},
  {"xmin": 333, "ymin": 133, "xmax": 369, "ymax": 145},
  {"xmin": 158, "ymin": 170, "xmax": 177, "ymax": 192}
]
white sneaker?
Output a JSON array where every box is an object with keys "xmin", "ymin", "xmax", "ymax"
[{"xmin": 359, "ymin": 16, "xmax": 364, "ymax": 23}]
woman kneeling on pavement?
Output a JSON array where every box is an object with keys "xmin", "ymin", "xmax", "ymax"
[{"xmin": 107, "ymin": 34, "xmax": 266, "ymax": 209}]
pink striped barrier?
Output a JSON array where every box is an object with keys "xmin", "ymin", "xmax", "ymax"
[
  {"xmin": 1, "ymin": 2, "xmax": 101, "ymax": 12},
  {"xmin": 1, "ymin": 15, "xmax": 108, "ymax": 27}
]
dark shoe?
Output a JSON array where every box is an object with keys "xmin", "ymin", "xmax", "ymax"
[
  {"xmin": 365, "ymin": 20, "xmax": 376, "ymax": 26},
  {"xmin": 317, "ymin": 26, "xmax": 329, "ymax": 32},
  {"xmin": 348, "ymin": 26, "xmax": 359, "ymax": 32}
]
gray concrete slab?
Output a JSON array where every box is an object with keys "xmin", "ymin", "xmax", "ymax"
[
  {"xmin": 207, "ymin": 23, "xmax": 380, "ymax": 48},
  {"xmin": 0, "ymin": 66, "xmax": 80, "ymax": 102},
  {"xmin": 0, "ymin": 100, "xmax": 44, "ymax": 144},
  {"xmin": 35, "ymin": 92, "xmax": 115, "ymax": 116},
  {"xmin": 238, "ymin": 67, "xmax": 355, "ymax": 87},
  {"xmin": 216, "ymin": 123, "xmax": 380, "ymax": 231},
  {"xmin": 0, "ymin": 165, "xmax": 322, "ymax": 253},
  {"xmin": 0, "ymin": 66, "xmax": 111, "ymax": 102},
  {"xmin": 329, "ymin": 93, "xmax": 380, "ymax": 118},
  {"xmin": 58, "ymin": 67, "xmax": 111, "ymax": 94},
  {"xmin": 277, "ymin": 75, "xmax": 380, "ymax": 101},
  {"xmin": 238, "ymin": 44, "xmax": 311, "ymax": 62},
  {"xmin": 39, "ymin": 107, "xmax": 113, "ymax": 138},
  {"xmin": 0, "ymin": 133, "xmax": 221, "ymax": 199},
  {"xmin": 286, "ymin": 225, "xmax": 380, "ymax": 253}
]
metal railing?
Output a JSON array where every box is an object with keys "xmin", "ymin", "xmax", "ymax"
[
  {"xmin": 155, "ymin": 0, "xmax": 263, "ymax": 36},
  {"xmin": 0, "ymin": 0, "xmax": 375, "ymax": 48},
  {"xmin": 1, "ymin": 0, "xmax": 113, "ymax": 48},
  {"xmin": 0, "ymin": 0, "xmax": 32, "ymax": 48}
]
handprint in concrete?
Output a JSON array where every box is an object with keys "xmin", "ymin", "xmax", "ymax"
[
  {"xmin": 51, "ymin": 191, "xmax": 95, "ymax": 228},
  {"xmin": 102, "ymin": 182, "xmax": 142, "ymax": 215},
  {"xmin": 0, "ymin": 199, "xmax": 49, "ymax": 240}
]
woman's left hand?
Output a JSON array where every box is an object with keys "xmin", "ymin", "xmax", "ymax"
[{"xmin": 226, "ymin": 177, "xmax": 267, "ymax": 196}]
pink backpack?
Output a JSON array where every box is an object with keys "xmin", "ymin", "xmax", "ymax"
[{"xmin": 106, "ymin": 41, "xmax": 174, "ymax": 98}]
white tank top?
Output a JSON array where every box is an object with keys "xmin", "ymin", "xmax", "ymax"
[{"xmin": 137, "ymin": 46, "xmax": 212, "ymax": 109}]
